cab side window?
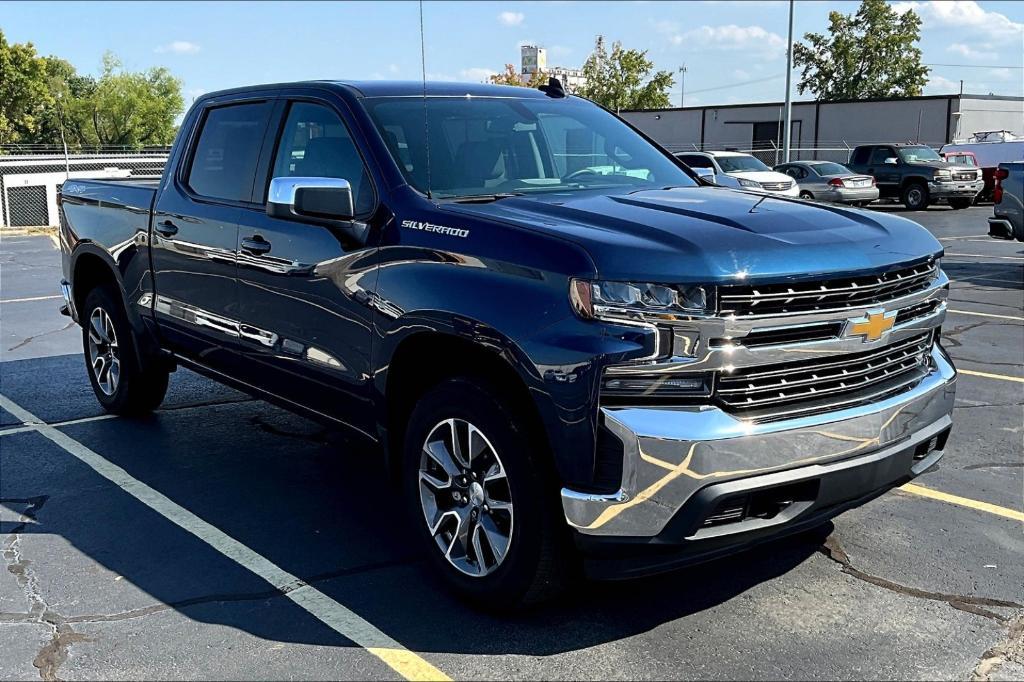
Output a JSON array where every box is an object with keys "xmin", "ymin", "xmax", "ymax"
[
  {"xmin": 187, "ymin": 101, "xmax": 272, "ymax": 202},
  {"xmin": 269, "ymin": 102, "xmax": 374, "ymax": 216},
  {"xmin": 869, "ymin": 147, "xmax": 895, "ymax": 165}
]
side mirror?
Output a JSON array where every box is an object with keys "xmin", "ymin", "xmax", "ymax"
[
  {"xmin": 268, "ymin": 176, "xmax": 355, "ymax": 221},
  {"xmin": 884, "ymin": 157, "xmax": 899, "ymax": 166},
  {"xmin": 267, "ymin": 176, "xmax": 367, "ymax": 243},
  {"xmin": 693, "ymin": 167, "xmax": 716, "ymax": 182}
]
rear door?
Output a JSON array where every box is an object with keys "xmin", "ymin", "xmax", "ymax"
[
  {"xmin": 151, "ymin": 95, "xmax": 275, "ymax": 368},
  {"xmin": 232, "ymin": 93, "xmax": 382, "ymax": 437}
]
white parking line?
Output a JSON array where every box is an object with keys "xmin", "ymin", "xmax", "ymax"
[
  {"xmin": 944, "ymin": 253, "xmax": 1024, "ymax": 261},
  {"xmin": 0, "ymin": 392, "xmax": 449, "ymax": 682},
  {"xmin": 0, "ymin": 294, "xmax": 62, "ymax": 304},
  {"xmin": 948, "ymin": 309, "xmax": 1024, "ymax": 322},
  {"xmin": 938, "ymin": 235, "xmax": 989, "ymax": 241}
]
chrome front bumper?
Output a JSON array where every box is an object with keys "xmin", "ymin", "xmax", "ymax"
[
  {"xmin": 929, "ymin": 180, "xmax": 983, "ymax": 198},
  {"xmin": 562, "ymin": 345, "xmax": 956, "ymax": 538}
]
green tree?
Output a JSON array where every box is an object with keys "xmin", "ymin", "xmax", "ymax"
[
  {"xmin": 574, "ymin": 36, "xmax": 674, "ymax": 111},
  {"xmin": 793, "ymin": 0, "xmax": 929, "ymax": 100},
  {"xmin": 0, "ymin": 29, "xmax": 53, "ymax": 145},
  {"xmin": 66, "ymin": 53, "xmax": 184, "ymax": 147},
  {"xmin": 488, "ymin": 63, "xmax": 543, "ymax": 88}
]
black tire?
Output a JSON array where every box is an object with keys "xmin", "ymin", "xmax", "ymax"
[
  {"xmin": 799, "ymin": 191, "xmax": 814, "ymax": 200},
  {"xmin": 82, "ymin": 285, "xmax": 169, "ymax": 415},
  {"xmin": 402, "ymin": 377, "xmax": 573, "ymax": 608},
  {"xmin": 949, "ymin": 198, "xmax": 972, "ymax": 210},
  {"xmin": 901, "ymin": 182, "xmax": 930, "ymax": 210}
]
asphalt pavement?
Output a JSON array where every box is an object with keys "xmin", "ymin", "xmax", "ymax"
[{"xmin": 1, "ymin": 205, "xmax": 1022, "ymax": 681}]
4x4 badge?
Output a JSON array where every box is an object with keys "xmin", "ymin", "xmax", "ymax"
[{"xmin": 845, "ymin": 309, "xmax": 897, "ymax": 342}]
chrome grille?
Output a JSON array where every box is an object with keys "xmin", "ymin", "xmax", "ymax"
[
  {"xmin": 953, "ymin": 172, "xmax": 977, "ymax": 182},
  {"xmin": 717, "ymin": 332, "xmax": 932, "ymax": 421},
  {"xmin": 760, "ymin": 180, "xmax": 793, "ymax": 191},
  {"xmin": 720, "ymin": 261, "xmax": 938, "ymax": 317}
]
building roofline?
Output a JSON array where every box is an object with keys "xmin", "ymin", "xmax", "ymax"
[{"xmin": 622, "ymin": 92, "xmax": 1024, "ymax": 114}]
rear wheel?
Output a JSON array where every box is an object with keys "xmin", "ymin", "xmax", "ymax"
[
  {"xmin": 82, "ymin": 286, "xmax": 169, "ymax": 414},
  {"xmin": 902, "ymin": 182, "xmax": 930, "ymax": 211},
  {"xmin": 799, "ymin": 190, "xmax": 814, "ymax": 200},
  {"xmin": 949, "ymin": 198, "xmax": 972, "ymax": 210},
  {"xmin": 402, "ymin": 378, "xmax": 572, "ymax": 608}
]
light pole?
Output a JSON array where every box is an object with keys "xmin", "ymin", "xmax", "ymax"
[
  {"xmin": 783, "ymin": 0, "xmax": 795, "ymax": 162},
  {"xmin": 679, "ymin": 64, "xmax": 687, "ymax": 108}
]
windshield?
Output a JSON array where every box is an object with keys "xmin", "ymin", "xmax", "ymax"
[
  {"xmin": 715, "ymin": 155, "xmax": 771, "ymax": 173},
  {"xmin": 946, "ymin": 154, "xmax": 976, "ymax": 166},
  {"xmin": 898, "ymin": 146, "xmax": 942, "ymax": 163},
  {"xmin": 812, "ymin": 162, "xmax": 852, "ymax": 176},
  {"xmin": 363, "ymin": 96, "xmax": 696, "ymax": 199}
]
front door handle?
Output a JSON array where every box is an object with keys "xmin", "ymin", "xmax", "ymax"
[
  {"xmin": 241, "ymin": 235, "xmax": 272, "ymax": 256},
  {"xmin": 155, "ymin": 220, "xmax": 179, "ymax": 237}
]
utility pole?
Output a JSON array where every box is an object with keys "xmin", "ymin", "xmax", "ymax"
[
  {"xmin": 679, "ymin": 64, "xmax": 687, "ymax": 108},
  {"xmin": 783, "ymin": 0, "xmax": 795, "ymax": 162}
]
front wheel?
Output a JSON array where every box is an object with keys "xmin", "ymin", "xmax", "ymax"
[
  {"xmin": 82, "ymin": 286, "xmax": 169, "ymax": 414},
  {"xmin": 799, "ymin": 191, "xmax": 814, "ymax": 200},
  {"xmin": 902, "ymin": 182, "xmax": 930, "ymax": 210},
  {"xmin": 402, "ymin": 378, "xmax": 572, "ymax": 608},
  {"xmin": 949, "ymin": 198, "xmax": 972, "ymax": 210}
]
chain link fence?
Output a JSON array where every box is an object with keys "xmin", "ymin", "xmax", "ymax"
[
  {"xmin": 661, "ymin": 140, "xmax": 861, "ymax": 166},
  {"xmin": 0, "ymin": 146, "xmax": 170, "ymax": 230}
]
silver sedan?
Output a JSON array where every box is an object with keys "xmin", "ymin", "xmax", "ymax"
[{"xmin": 774, "ymin": 161, "xmax": 879, "ymax": 206}]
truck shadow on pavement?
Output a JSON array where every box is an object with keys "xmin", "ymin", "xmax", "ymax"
[
  {"xmin": 1, "ymin": 353, "xmax": 825, "ymax": 658},
  {"xmin": 941, "ymin": 261, "xmax": 1024, "ymax": 292}
]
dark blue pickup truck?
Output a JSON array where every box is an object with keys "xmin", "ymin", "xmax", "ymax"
[{"xmin": 59, "ymin": 80, "xmax": 956, "ymax": 606}]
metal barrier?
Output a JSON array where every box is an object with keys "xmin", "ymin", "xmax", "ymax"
[{"xmin": 0, "ymin": 147, "xmax": 170, "ymax": 229}]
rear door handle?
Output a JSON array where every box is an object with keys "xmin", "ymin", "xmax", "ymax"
[
  {"xmin": 155, "ymin": 220, "xmax": 178, "ymax": 237},
  {"xmin": 240, "ymin": 235, "xmax": 272, "ymax": 256}
]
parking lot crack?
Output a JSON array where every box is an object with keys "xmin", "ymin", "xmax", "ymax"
[
  {"xmin": 6, "ymin": 323, "xmax": 75, "ymax": 352},
  {"xmin": 248, "ymin": 415, "xmax": 331, "ymax": 444},
  {"xmin": 820, "ymin": 535, "xmax": 1022, "ymax": 621},
  {"xmin": 972, "ymin": 614, "xmax": 1024, "ymax": 681}
]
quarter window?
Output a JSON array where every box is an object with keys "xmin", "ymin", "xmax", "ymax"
[{"xmin": 187, "ymin": 102, "xmax": 272, "ymax": 202}]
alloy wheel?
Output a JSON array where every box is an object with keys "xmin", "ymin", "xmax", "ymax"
[
  {"xmin": 87, "ymin": 307, "xmax": 120, "ymax": 396},
  {"xmin": 418, "ymin": 418, "xmax": 514, "ymax": 577}
]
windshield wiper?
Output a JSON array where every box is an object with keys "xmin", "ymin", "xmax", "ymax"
[{"xmin": 447, "ymin": 192, "xmax": 524, "ymax": 204}]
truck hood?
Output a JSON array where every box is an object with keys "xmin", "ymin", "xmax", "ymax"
[{"xmin": 442, "ymin": 186, "xmax": 942, "ymax": 284}]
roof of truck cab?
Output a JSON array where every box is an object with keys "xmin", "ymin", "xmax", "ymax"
[{"xmin": 198, "ymin": 80, "xmax": 556, "ymax": 100}]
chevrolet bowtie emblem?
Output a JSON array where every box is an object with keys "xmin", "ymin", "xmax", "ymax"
[{"xmin": 846, "ymin": 309, "xmax": 897, "ymax": 342}]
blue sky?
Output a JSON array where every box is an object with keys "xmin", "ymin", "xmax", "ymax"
[{"xmin": 3, "ymin": 0, "xmax": 1022, "ymax": 110}]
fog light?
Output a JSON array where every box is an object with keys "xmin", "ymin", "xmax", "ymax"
[{"xmin": 601, "ymin": 372, "xmax": 710, "ymax": 399}]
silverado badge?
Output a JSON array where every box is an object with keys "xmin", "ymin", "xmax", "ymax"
[{"xmin": 846, "ymin": 309, "xmax": 897, "ymax": 343}]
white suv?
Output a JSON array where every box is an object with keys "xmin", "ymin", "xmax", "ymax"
[{"xmin": 675, "ymin": 151, "xmax": 801, "ymax": 197}]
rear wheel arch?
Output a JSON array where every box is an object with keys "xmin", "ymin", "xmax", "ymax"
[{"xmin": 71, "ymin": 251, "xmax": 121, "ymax": 319}]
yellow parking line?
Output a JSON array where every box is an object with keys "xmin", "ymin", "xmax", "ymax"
[
  {"xmin": 948, "ymin": 309, "xmax": 1024, "ymax": 322},
  {"xmin": 958, "ymin": 369, "xmax": 1024, "ymax": 383},
  {"xmin": 900, "ymin": 483, "xmax": 1024, "ymax": 523},
  {"xmin": 0, "ymin": 392, "xmax": 450, "ymax": 682}
]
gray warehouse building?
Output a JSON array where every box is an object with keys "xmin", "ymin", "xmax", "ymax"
[{"xmin": 621, "ymin": 93, "xmax": 1024, "ymax": 164}]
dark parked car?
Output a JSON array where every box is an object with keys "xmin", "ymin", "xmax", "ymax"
[
  {"xmin": 988, "ymin": 162, "xmax": 1024, "ymax": 241},
  {"xmin": 847, "ymin": 143, "xmax": 982, "ymax": 210},
  {"xmin": 58, "ymin": 81, "xmax": 956, "ymax": 606},
  {"xmin": 774, "ymin": 160, "xmax": 879, "ymax": 206}
]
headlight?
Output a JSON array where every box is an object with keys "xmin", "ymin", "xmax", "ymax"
[
  {"xmin": 737, "ymin": 178, "xmax": 761, "ymax": 189},
  {"xmin": 933, "ymin": 170, "xmax": 951, "ymax": 182},
  {"xmin": 570, "ymin": 279, "xmax": 712, "ymax": 322}
]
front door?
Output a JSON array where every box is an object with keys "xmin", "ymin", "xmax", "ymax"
[
  {"xmin": 151, "ymin": 98, "xmax": 275, "ymax": 369},
  {"xmin": 866, "ymin": 146, "xmax": 900, "ymax": 195},
  {"xmin": 233, "ymin": 97, "xmax": 381, "ymax": 438}
]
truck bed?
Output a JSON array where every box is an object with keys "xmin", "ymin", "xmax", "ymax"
[{"xmin": 60, "ymin": 177, "xmax": 160, "ymax": 246}]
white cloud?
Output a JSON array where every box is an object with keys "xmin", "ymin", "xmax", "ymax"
[
  {"xmin": 988, "ymin": 67, "xmax": 1015, "ymax": 81},
  {"xmin": 459, "ymin": 67, "xmax": 497, "ymax": 82},
  {"xmin": 498, "ymin": 11, "xmax": 524, "ymax": 26},
  {"xmin": 946, "ymin": 42, "xmax": 996, "ymax": 61},
  {"xmin": 154, "ymin": 40, "xmax": 200, "ymax": 55},
  {"xmin": 893, "ymin": 1, "xmax": 1023, "ymax": 43},
  {"xmin": 924, "ymin": 74, "xmax": 960, "ymax": 94},
  {"xmin": 662, "ymin": 23, "xmax": 786, "ymax": 57}
]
